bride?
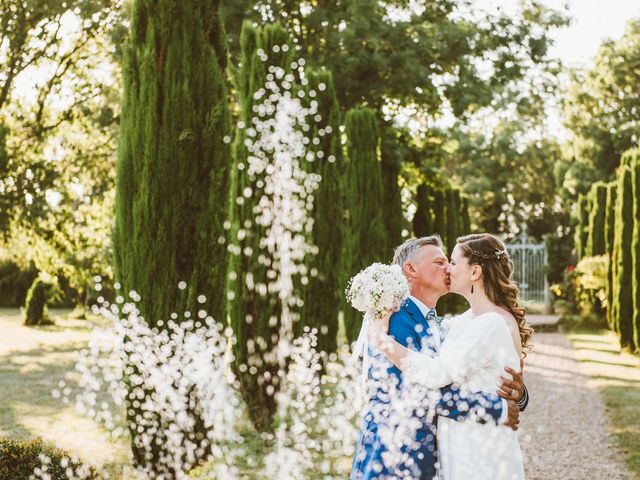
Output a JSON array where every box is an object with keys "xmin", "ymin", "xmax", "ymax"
[{"xmin": 369, "ymin": 233, "xmax": 532, "ymax": 480}]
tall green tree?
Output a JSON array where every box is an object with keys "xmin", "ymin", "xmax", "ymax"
[
  {"xmin": 224, "ymin": 0, "xmax": 568, "ymax": 118},
  {"xmin": 459, "ymin": 195, "xmax": 471, "ymax": 236},
  {"xmin": 444, "ymin": 128, "xmax": 566, "ymax": 241},
  {"xmin": 611, "ymin": 167, "xmax": 635, "ymax": 350},
  {"xmin": 113, "ymin": 0, "xmax": 231, "ymax": 467},
  {"xmin": 413, "ymin": 183, "xmax": 434, "ymax": 237},
  {"xmin": 227, "ymin": 22, "xmax": 295, "ymax": 431},
  {"xmin": 622, "ymin": 148, "xmax": 640, "ymax": 168},
  {"xmin": 380, "ymin": 127, "xmax": 406, "ymax": 256},
  {"xmin": 561, "ymin": 19, "xmax": 640, "ymax": 196},
  {"xmin": 573, "ymin": 194, "xmax": 590, "ymax": 260},
  {"xmin": 605, "ymin": 181, "xmax": 618, "ymax": 329},
  {"xmin": 631, "ymin": 158, "xmax": 640, "ymax": 348},
  {"xmin": 586, "ymin": 182, "xmax": 607, "ymax": 256},
  {"xmin": 342, "ymin": 108, "xmax": 386, "ymax": 343},
  {"xmin": 297, "ymin": 68, "xmax": 344, "ymax": 355},
  {"xmin": 445, "ymin": 188, "xmax": 461, "ymax": 256},
  {"xmin": 0, "ymin": 0, "xmax": 124, "ymax": 228},
  {"xmin": 432, "ymin": 187, "xmax": 447, "ymax": 247}
]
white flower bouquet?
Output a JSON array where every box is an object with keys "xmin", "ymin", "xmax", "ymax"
[
  {"xmin": 346, "ymin": 262, "xmax": 410, "ymax": 320},
  {"xmin": 346, "ymin": 263, "xmax": 410, "ymax": 377}
]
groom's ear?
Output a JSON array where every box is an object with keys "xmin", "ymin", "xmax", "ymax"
[{"xmin": 403, "ymin": 262, "xmax": 417, "ymax": 279}]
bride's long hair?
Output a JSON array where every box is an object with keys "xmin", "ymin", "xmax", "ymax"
[{"xmin": 456, "ymin": 233, "xmax": 533, "ymax": 357}]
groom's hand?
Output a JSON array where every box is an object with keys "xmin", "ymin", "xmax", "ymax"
[
  {"xmin": 497, "ymin": 365, "xmax": 525, "ymax": 403},
  {"xmin": 504, "ymin": 399, "xmax": 520, "ymax": 431}
]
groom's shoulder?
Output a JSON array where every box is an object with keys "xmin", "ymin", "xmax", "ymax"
[{"xmin": 388, "ymin": 305, "xmax": 420, "ymax": 341}]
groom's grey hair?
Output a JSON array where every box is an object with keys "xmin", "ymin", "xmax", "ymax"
[{"xmin": 393, "ymin": 235, "xmax": 443, "ymax": 267}]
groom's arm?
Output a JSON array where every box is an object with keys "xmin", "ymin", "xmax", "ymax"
[{"xmin": 433, "ymin": 386, "xmax": 520, "ymax": 430}]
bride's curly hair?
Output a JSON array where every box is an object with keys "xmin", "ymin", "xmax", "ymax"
[{"xmin": 456, "ymin": 233, "xmax": 533, "ymax": 357}]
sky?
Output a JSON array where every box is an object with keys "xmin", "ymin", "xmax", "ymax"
[{"xmin": 478, "ymin": 0, "xmax": 640, "ymax": 67}]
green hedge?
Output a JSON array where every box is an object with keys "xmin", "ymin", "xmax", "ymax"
[{"xmin": 0, "ymin": 437, "xmax": 99, "ymax": 480}]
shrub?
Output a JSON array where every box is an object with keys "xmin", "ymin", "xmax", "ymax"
[
  {"xmin": 0, "ymin": 437, "xmax": 100, "ymax": 480},
  {"xmin": 0, "ymin": 259, "xmax": 37, "ymax": 308},
  {"xmin": 23, "ymin": 277, "xmax": 57, "ymax": 326},
  {"xmin": 575, "ymin": 255, "xmax": 608, "ymax": 315}
]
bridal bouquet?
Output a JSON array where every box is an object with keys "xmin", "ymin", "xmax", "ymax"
[
  {"xmin": 347, "ymin": 263, "xmax": 410, "ymax": 377},
  {"xmin": 346, "ymin": 263, "xmax": 410, "ymax": 319}
]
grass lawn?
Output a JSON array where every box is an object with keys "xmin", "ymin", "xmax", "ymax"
[
  {"xmin": 566, "ymin": 326, "xmax": 640, "ymax": 477},
  {"xmin": 1, "ymin": 308, "xmax": 356, "ymax": 479},
  {"xmin": 0, "ymin": 308, "xmax": 131, "ymax": 478}
]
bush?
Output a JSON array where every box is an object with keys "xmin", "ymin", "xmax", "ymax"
[
  {"xmin": 575, "ymin": 255, "xmax": 608, "ymax": 316},
  {"xmin": 0, "ymin": 437, "xmax": 100, "ymax": 480},
  {"xmin": 23, "ymin": 277, "xmax": 55, "ymax": 326},
  {"xmin": 0, "ymin": 259, "xmax": 37, "ymax": 308}
]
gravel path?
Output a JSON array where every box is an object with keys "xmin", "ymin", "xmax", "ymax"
[{"xmin": 519, "ymin": 332, "xmax": 632, "ymax": 480}]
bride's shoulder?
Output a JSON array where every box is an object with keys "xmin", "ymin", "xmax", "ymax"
[
  {"xmin": 477, "ymin": 310, "xmax": 521, "ymax": 342},
  {"xmin": 475, "ymin": 310, "xmax": 515, "ymax": 330},
  {"xmin": 443, "ymin": 309, "xmax": 472, "ymax": 328}
]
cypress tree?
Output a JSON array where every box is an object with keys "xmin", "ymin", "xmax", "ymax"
[
  {"xmin": 227, "ymin": 22, "xmax": 295, "ymax": 431},
  {"xmin": 342, "ymin": 108, "xmax": 386, "ymax": 343},
  {"xmin": 113, "ymin": 0, "xmax": 231, "ymax": 468},
  {"xmin": 574, "ymin": 194, "xmax": 590, "ymax": 260},
  {"xmin": 459, "ymin": 195, "xmax": 471, "ymax": 235},
  {"xmin": 632, "ymin": 159, "xmax": 640, "ymax": 348},
  {"xmin": 605, "ymin": 181, "xmax": 618, "ymax": 329},
  {"xmin": 0, "ymin": 124, "xmax": 9, "ymax": 232},
  {"xmin": 621, "ymin": 147, "xmax": 640, "ymax": 168},
  {"xmin": 445, "ymin": 187, "xmax": 458, "ymax": 256},
  {"xmin": 612, "ymin": 167, "xmax": 635, "ymax": 350},
  {"xmin": 586, "ymin": 182, "xmax": 607, "ymax": 256},
  {"xmin": 439, "ymin": 187, "xmax": 468, "ymax": 314},
  {"xmin": 296, "ymin": 68, "xmax": 344, "ymax": 355},
  {"xmin": 432, "ymin": 187, "xmax": 447, "ymax": 247},
  {"xmin": 413, "ymin": 183, "xmax": 434, "ymax": 237},
  {"xmin": 380, "ymin": 127, "xmax": 406, "ymax": 257}
]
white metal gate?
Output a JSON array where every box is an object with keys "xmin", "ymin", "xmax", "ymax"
[{"xmin": 506, "ymin": 228, "xmax": 550, "ymax": 306}]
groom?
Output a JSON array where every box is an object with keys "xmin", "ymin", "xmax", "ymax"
[{"xmin": 350, "ymin": 235, "xmax": 528, "ymax": 479}]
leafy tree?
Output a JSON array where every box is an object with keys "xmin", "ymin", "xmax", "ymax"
[
  {"xmin": 0, "ymin": 1, "xmax": 124, "ymax": 306},
  {"xmin": 0, "ymin": 0, "xmax": 124, "ymax": 226},
  {"xmin": 561, "ymin": 19, "xmax": 640, "ymax": 198},
  {"xmin": 443, "ymin": 125, "xmax": 567, "ymax": 240},
  {"xmin": 223, "ymin": 1, "xmax": 568, "ymax": 264},
  {"xmin": 224, "ymin": 0, "xmax": 568, "ymax": 118}
]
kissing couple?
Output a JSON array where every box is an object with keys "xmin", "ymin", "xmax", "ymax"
[{"xmin": 351, "ymin": 233, "xmax": 531, "ymax": 480}]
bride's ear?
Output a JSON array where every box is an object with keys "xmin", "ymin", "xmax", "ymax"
[{"xmin": 471, "ymin": 264, "xmax": 483, "ymax": 281}]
